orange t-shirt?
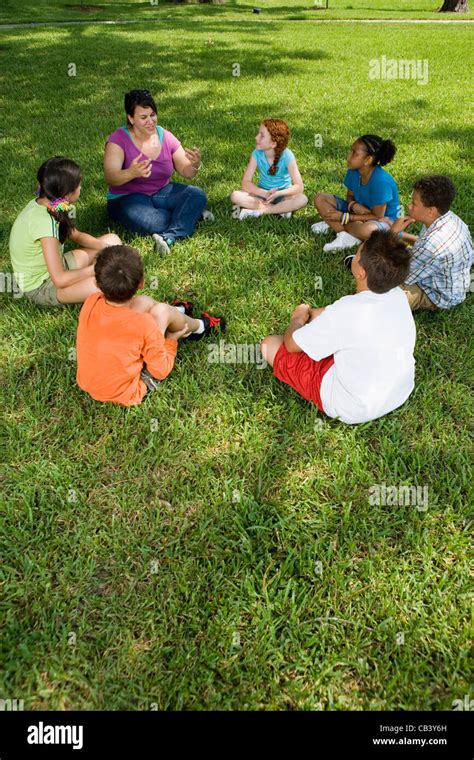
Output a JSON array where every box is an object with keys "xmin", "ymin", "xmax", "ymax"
[{"xmin": 76, "ymin": 292, "xmax": 178, "ymax": 406}]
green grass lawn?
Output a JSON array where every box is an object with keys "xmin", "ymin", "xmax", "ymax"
[
  {"xmin": 1, "ymin": 16, "xmax": 472, "ymax": 710},
  {"xmin": 1, "ymin": 0, "xmax": 473, "ymax": 25}
]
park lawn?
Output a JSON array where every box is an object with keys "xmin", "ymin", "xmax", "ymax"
[
  {"xmin": 1, "ymin": 19, "xmax": 472, "ymax": 710},
  {"xmin": 0, "ymin": 0, "xmax": 473, "ymax": 25}
]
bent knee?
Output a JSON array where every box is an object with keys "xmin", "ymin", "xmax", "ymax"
[
  {"xmin": 149, "ymin": 301, "xmax": 170, "ymax": 319},
  {"xmin": 260, "ymin": 335, "xmax": 281, "ymax": 363},
  {"xmin": 188, "ymin": 185, "xmax": 207, "ymax": 204},
  {"xmin": 299, "ymin": 194, "xmax": 309, "ymax": 208},
  {"xmin": 362, "ymin": 222, "xmax": 378, "ymax": 236},
  {"xmin": 101, "ymin": 232, "xmax": 122, "ymax": 247}
]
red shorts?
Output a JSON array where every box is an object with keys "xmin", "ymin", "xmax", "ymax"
[{"xmin": 273, "ymin": 343, "xmax": 335, "ymax": 412}]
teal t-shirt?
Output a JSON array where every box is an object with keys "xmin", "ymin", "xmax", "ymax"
[
  {"xmin": 252, "ymin": 147, "xmax": 295, "ymax": 191},
  {"xmin": 343, "ymin": 166, "xmax": 400, "ymax": 220}
]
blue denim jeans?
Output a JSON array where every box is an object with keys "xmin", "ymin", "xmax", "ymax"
[{"xmin": 107, "ymin": 182, "xmax": 207, "ymax": 243}]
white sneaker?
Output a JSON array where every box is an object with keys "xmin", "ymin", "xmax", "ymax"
[
  {"xmin": 239, "ymin": 209, "xmax": 262, "ymax": 220},
  {"xmin": 152, "ymin": 233, "xmax": 171, "ymax": 255},
  {"xmin": 279, "ymin": 212, "xmax": 292, "ymax": 220},
  {"xmin": 323, "ymin": 231, "xmax": 361, "ymax": 252},
  {"xmin": 201, "ymin": 210, "xmax": 215, "ymax": 222},
  {"xmin": 311, "ymin": 221, "xmax": 330, "ymax": 235}
]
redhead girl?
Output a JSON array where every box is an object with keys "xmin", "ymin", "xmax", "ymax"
[{"xmin": 231, "ymin": 118, "xmax": 308, "ymax": 220}]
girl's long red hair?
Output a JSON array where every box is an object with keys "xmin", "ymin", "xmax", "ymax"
[{"xmin": 262, "ymin": 118, "xmax": 290, "ymax": 176}]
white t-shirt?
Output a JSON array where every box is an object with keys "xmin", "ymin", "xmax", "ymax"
[{"xmin": 293, "ymin": 288, "xmax": 416, "ymax": 424}]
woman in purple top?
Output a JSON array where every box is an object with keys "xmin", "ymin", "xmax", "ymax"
[{"xmin": 104, "ymin": 89, "xmax": 209, "ymax": 255}]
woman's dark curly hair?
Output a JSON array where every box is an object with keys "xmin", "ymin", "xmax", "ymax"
[{"xmin": 124, "ymin": 89, "xmax": 157, "ymax": 128}]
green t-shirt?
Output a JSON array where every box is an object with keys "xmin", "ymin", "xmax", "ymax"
[{"xmin": 9, "ymin": 199, "xmax": 64, "ymax": 293}]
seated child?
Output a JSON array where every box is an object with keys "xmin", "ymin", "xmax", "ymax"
[
  {"xmin": 76, "ymin": 245, "xmax": 225, "ymax": 406},
  {"xmin": 261, "ymin": 231, "xmax": 416, "ymax": 425},
  {"xmin": 313, "ymin": 134, "xmax": 401, "ymax": 252},
  {"xmin": 230, "ymin": 118, "xmax": 308, "ymax": 220},
  {"xmin": 390, "ymin": 175, "xmax": 473, "ymax": 311},
  {"xmin": 9, "ymin": 156, "xmax": 121, "ymax": 306}
]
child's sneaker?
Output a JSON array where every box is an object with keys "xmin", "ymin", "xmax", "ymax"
[
  {"xmin": 186, "ymin": 310, "xmax": 226, "ymax": 341},
  {"xmin": 311, "ymin": 221, "xmax": 330, "ymax": 235},
  {"xmin": 280, "ymin": 212, "xmax": 292, "ymax": 220},
  {"xmin": 171, "ymin": 299, "xmax": 194, "ymax": 316},
  {"xmin": 343, "ymin": 254, "xmax": 355, "ymax": 271},
  {"xmin": 323, "ymin": 231, "xmax": 360, "ymax": 252},
  {"xmin": 152, "ymin": 233, "xmax": 171, "ymax": 255},
  {"xmin": 201, "ymin": 210, "xmax": 215, "ymax": 222},
  {"xmin": 239, "ymin": 209, "xmax": 262, "ymax": 220}
]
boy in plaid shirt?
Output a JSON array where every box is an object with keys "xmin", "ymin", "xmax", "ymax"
[{"xmin": 391, "ymin": 176, "xmax": 472, "ymax": 310}]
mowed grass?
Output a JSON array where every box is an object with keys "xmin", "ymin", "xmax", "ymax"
[
  {"xmin": 1, "ymin": 19, "xmax": 472, "ymax": 710},
  {"xmin": 1, "ymin": 0, "xmax": 473, "ymax": 25}
]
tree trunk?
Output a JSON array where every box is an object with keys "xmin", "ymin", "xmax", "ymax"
[{"xmin": 439, "ymin": 0, "xmax": 468, "ymax": 11}]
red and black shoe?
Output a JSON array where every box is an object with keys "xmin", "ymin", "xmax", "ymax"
[
  {"xmin": 171, "ymin": 299, "xmax": 194, "ymax": 316},
  {"xmin": 187, "ymin": 310, "xmax": 226, "ymax": 341}
]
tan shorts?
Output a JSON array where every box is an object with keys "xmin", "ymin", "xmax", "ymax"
[
  {"xmin": 24, "ymin": 251, "xmax": 78, "ymax": 307},
  {"xmin": 401, "ymin": 283, "xmax": 438, "ymax": 312}
]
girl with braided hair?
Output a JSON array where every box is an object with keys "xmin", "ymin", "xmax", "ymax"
[
  {"xmin": 230, "ymin": 119, "xmax": 307, "ymax": 220},
  {"xmin": 312, "ymin": 134, "xmax": 401, "ymax": 252}
]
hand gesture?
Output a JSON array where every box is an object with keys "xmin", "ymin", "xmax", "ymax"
[
  {"xmin": 292, "ymin": 303, "xmax": 311, "ymax": 325},
  {"xmin": 391, "ymin": 215, "xmax": 415, "ymax": 234},
  {"xmin": 326, "ymin": 209, "xmax": 343, "ymax": 222},
  {"xmin": 184, "ymin": 147, "xmax": 201, "ymax": 170},
  {"xmin": 264, "ymin": 188, "xmax": 281, "ymax": 204},
  {"xmin": 129, "ymin": 154, "xmax": 152, "ymax": 178}
]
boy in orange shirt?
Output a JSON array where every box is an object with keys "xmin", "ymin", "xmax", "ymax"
[{"xmin": 76, "ymin": 245, "xmax": 225, "ymax": 405}]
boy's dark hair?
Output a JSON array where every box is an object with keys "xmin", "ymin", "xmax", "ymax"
[
  {"xmin": 412, "ymin": 175, "xmax": 456, "ymax": 215},
  {"xmin": 360, "ymin": 231, "xmax": 411, "ymax": 294},
  {"xmin": 94, "ymin": 245, "xmax": 143, "ymax": 302},
  {"xmin": 124, "ymin": 89, "xmax": 157, "ymax": 127},
  {"xmin": 358, "ymin": 134, "xmax": 396, "ymax": 167},
  {"xmin": 37, "ymin": 156, "xmax": 81, "ymax": 243}
]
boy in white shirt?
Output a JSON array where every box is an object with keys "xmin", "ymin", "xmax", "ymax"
[{"xmin": 261, "ymin": 230, "xmax": 416, "ymax": 424}]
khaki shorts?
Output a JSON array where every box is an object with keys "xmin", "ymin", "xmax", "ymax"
[
  {"xmin": 24, "ymin": 251, "xmax": 78, "ymax": 307},
  {"xmin": 401, "ymin": 283, "xmax": 438, "ymax": 312}
]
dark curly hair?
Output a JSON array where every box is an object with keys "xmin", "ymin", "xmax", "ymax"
[
  {"xmin": 124, "ymin": 89, "xmax": 157, "ymax": 128},
  {"xmin": 357, "ymin": 134, "xmax": 397, "ymax": 167},
  {"xmin": 412, "ymin": 175, "xmax": 456, "ymax": 215}
]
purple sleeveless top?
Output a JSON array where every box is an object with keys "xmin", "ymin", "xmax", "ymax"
[{"xmin": 106, "ymin": 126, "xmax": 181, "ymax": 198}]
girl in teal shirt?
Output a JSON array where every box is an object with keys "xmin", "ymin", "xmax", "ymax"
[{"xmin": 231, "ymin": 118, "xmax": 308, "ymax": 220}]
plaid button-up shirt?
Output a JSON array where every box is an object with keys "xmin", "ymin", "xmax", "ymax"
[{"xmin": 406, "ymin": 211, "xmax": 473, "ymax": 309}]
